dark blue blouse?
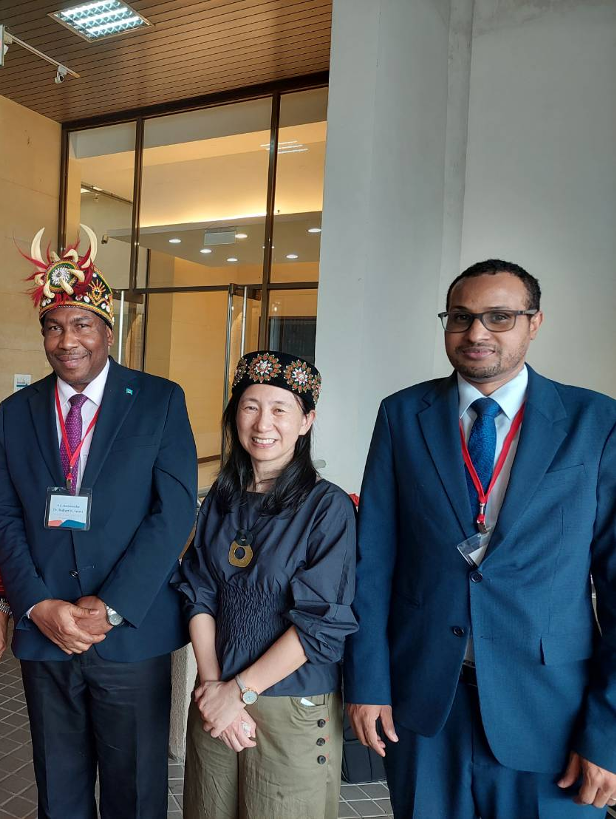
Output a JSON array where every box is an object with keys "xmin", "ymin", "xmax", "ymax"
[{"xmin": 174, "ymin": 480, "xmax": 358, "ymax": 697}]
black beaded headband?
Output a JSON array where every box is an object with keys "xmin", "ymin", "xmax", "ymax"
[{"xmin": 231, "ymin": 350, "xmax": 321, "ymax": 410}]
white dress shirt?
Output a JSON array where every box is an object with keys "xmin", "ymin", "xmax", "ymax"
[
  {"xmin": 55, "ymin": 359, "xmax": 110, "ymax": 493},
  {"xmin": 458, "ymin": 365, "xmax": 528, "ymax": 661},
  {"xmin": 27, "ymin": 360, "xmax": 110, "ymax": 620}
]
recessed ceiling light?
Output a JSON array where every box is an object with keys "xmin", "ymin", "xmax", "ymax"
[
  {"xmin": 227, "ymin": 257, "xmax": 238, "ymax": 263},
  {"xmin": 286, "ymin": 253, "xmax": 299, "ymax": 260},
  {"xmin": 168, "ymin": 238, "xmax": 181, "ymax": 244},
  {"xmin": 307, "ymin": 227, "xmax": 321, "ymax": 234},
  {"xmin": 235, "ymin": 232, "xmax": 248, "ymax": 239},
  {"xmin": 50, "ymin": 1, "xmax": 151, "ymax": 41},
  {"xmin": 200, "ymin": 248, "xmax": 212, "ymax": 254}
]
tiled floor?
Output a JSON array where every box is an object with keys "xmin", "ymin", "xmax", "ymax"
[{"xmin": 0, "ymin": 635, "xmax": 392, "ymax": 819}]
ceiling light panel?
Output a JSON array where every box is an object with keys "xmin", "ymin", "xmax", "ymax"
[
  {"xmin": 50, "ymin": 1, "xmax": 151, "ymax": 41},
  {"xmin": 260, "ymin": 139, "xmax": 308, "ymax": 155}
]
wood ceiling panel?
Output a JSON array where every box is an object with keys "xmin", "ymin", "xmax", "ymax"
[
  {"xmin": 19, "ymin": 49, "xmax": 331, "ymax": 120},
  {"xmin": 5, "ymin": 6, "xmax": 332, "ymax": 93},
  {"xmin": 8, "ymin": 33, "xmax": 332, "ymax": 102},
  {"xmin": 0, "ymin": 0, "xmax": 331, "ymax": 122}
]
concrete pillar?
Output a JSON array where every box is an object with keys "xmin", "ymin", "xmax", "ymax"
[
  {"xmin": 315, "ymin": 0, "xmax": 474, "ymax": 491},
  {"xmin": 169, "ymin": 646, "xmax": 197, "ymax": 761}
]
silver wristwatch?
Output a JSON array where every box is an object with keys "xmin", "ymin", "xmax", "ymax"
[
  {"xmin": 104, "ymin": 604, "xmax": 124, "ymax": 626},
  {"xmin": 234, "ymin": 674, "xmax": 258, "ymax": 705}
]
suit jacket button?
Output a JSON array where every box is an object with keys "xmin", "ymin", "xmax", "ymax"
[
  {"xmin": 470, "ymin": 571, "xmax": 483, "ymax": 583},
  {"xmin": 317, "ymin": 719, "xmax": 326, "ymax": 728},
  {"xmin": 317, "ymin": 755, "xmax": 326, "ymax": 764},
  {"xmin": 452, "ymin": 626, "xmax": 466, "ymax": 637},
  {"xmin": 69, "ymin": 570, "xmax": 79, "ymax": 578}
]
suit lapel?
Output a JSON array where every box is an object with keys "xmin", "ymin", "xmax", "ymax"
[
  {"xmin": 418, "ymin": 374, "xmax": 475, "ymax": 540},
  {"xmin": 80, "ymin": 359, "xmax": 139, "ymax": 489},
  {"xmin": 28, "ymin": 374, "xmax": 65, "ymax": 485},
  {"xmin": 483, "ymin": 367, "xmax": 568, "ymax": 562}
]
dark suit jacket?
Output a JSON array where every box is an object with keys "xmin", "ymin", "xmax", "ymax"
[
  {"xmin": 344, "ymin": 366, "xmax": 616, "ymax": 774},
  {"xmin": 0, "ymin": 358, "xmax": 197, "ymax": 662}
]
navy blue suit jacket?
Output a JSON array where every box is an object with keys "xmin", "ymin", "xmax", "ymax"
[
  {"xmin": 344, "ymin": 366, "xmax": 616, "ymax": 774},
  {"xmin": 0, "ymin": 358, "xmax": 197, "ymax": 662}
]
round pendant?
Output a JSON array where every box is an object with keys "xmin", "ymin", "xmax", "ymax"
[
  {"xmin": 235, "ymin": 529, "xmax": 253, "ymax": 547},
  {"xmin": 228, "ymin": 540, "xmax": 254, "ymax": 568}
]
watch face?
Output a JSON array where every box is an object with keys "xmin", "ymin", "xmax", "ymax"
[
  {"xmin": 106, "ymin": 608, "xmax": 123, "ymax": 626},
  {"xmin": 242, "ymin": 689, "xmax": 258, "ymax": 705}
]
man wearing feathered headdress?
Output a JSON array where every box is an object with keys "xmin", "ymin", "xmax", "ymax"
[{"xmin": 0, "ymin": 226, "xmax": 197, "ymax": 818}]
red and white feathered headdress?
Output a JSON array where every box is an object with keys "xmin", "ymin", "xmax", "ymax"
[{"xmin": 25, "ymin": 224, "xmax": 114, "ymax": 328}]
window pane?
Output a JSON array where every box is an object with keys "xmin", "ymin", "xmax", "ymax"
[
  {"xmin": 139, "ymin": 99, "xmax": 272, "ymax": 288},
  {"xmin": 268, "ymin": 289, "xmax": 318, "ymax": 363},
  {"xmin": 66, "ymin": 123, "xmax": 136, "ymax": 290},
  {"xmin": 271, "ymin": 88, "xmax": 327, "ymax": 284}
]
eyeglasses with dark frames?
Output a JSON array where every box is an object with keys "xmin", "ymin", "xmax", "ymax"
[{"xmin": 438, "ymin": 309, "xmax": 538, "ymax": 333}]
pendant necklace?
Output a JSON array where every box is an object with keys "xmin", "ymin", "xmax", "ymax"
[{"xmin": 228, "ymin": 492, "xmax": 263, "ymax": 568}]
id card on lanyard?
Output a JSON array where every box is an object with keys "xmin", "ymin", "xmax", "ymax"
[
  {"xmin": 44, "ymin": 385, "xmax": 99, "ymax": 531},
  {"xmin": 456, "ymin": 403, "xmax": 525, "ymax": 567}
]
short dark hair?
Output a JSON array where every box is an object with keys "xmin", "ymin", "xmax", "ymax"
[{"xmin": 446, "ymin": 259, "xmax": 541, "ymax": 311}]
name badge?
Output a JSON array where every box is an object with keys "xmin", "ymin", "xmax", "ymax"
[
  {"xmin": 457, "ymin": 531, "xmax": 491, "ymax": 568},
  {"xmin": 45, "ymin": 487, "xmax": 92, "ymax": 531}
]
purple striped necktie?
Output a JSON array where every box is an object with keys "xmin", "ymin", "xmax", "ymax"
[{"xmin": 60, "ymin": 393, "xmax": 88, "ymax": 494}]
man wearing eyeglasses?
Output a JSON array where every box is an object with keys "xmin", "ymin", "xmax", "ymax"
[{"xmin": 344, "ymin": 260, "xmax": 616, "ymax": 818}]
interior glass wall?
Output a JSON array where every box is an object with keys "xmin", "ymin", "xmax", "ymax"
[
  {"xmin": 62, "ymin": 83, "xmax": 325, "ymax": 489},
  {"xmin": 271, "ymin": 88, "xmax": 327, "ymax": 284},
  {"xmin": 144, "ymin": 290, "xmax": 227, "ymax": 488},
  {"xmin": 267, "ymin": 289, "xmax": 318, "ymax": 362},
  {"xmin": 139, "ymin": 99, "xmax": 272, "ymax": 289},
  {"xmin": 65, "ymin": 123, "xmax": 136, "ymax": 290}
]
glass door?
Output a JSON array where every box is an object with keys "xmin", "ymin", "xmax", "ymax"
[
  {"xmin": 224, "ymin": 285, "xmax": 261, "ymax": 407},
  {"xmin": 111, "ymin": 290, "xmax": 145, "ymax": 370},
  {"xmin": 114, "ymin": 286, "xmax": 260, "ymax": 494}
]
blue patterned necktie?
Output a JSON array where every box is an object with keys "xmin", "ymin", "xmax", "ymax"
[{"xmin": 465, "ymin": 397, "xmax": 501, "ymax": 518}]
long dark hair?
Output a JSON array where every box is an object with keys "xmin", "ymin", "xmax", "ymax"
[{"xmin": 214, "ymin": 387, "xmax": 318, "ymax": 516}]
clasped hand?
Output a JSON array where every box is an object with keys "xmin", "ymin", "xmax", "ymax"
[
  {"xmin": 194, "ymin": 680, "xmax": 256, "ymax": 751},
  {"xmin": 30, "ymin": 596, "xmax": 111, "ymax": 655}
]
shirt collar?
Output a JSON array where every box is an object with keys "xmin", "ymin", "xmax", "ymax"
[
  {"xmin": 56, "ymin": 358, "xmax": 110, "ymax": 409},
  {"xmin": 457, "ymin": 365, "xmax": 528, "ymax": 421}
]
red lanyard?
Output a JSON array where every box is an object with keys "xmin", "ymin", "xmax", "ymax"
[
  {"xmin": 55, "ymin": 385, "xmax": 100, "ymax": 490},
  {"xmin": 459, "ymin": 403, "xmax": 525, "ymax": 532}
]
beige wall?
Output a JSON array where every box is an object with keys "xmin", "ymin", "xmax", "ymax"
[
  {"xmin": 169, "ymin": 290, "xmax": 228, "ymax": 459},
  {"xmin": 0, "ymin": 96, "xmax": 61, "ymax": 401},
  {"xmin": 144, "ymin": 251, "xmax": 230, "ymax": 459}
]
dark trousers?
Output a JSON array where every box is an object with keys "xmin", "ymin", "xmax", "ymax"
[
  {"xmin": 21, "ymin": 649, "xmax": 171, "ymax": 819},
  {"xmin": 384, "ymin": 680, "xmax": 604, "ymax": 819}
]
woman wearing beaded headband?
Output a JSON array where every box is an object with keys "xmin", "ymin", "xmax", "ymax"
[{"xmin": 174, "ymin": 350, "xmax": 357, "ymax": 819}]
